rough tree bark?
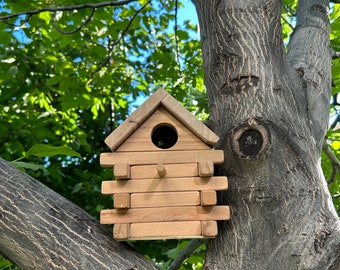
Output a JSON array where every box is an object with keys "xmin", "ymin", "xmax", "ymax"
[
  {"xmin": 194, "ymin": 0, "xmax": 340, "ymax": 269},
  {"xmin": 0, "ymin": 158, "xmax": 157, "ymax": 270}
]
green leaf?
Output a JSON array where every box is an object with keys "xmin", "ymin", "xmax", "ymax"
[
  {"xmin": 25, "ymin": 144, "xmax": 81, "ymax": 158},
  {"xmin": 11, "ymin": 161, "xmax": 46, "ymax": 171},
  {"xmin": 38, "ymin": 11, "xmax": 52, "ymax": 25}
]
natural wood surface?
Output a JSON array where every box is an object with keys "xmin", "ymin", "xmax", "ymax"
[
  {"xmin": 104, "ymin": 88, "xmax": 220, "ymax": 151},
  {"xmin": 130, "ymin": 163, "xmax": 198, "ymax": 179},
  {"xmin": 113, "ymin": 221, "xmax": 219, "ymax": 240},
  {"xmin": 113, "ymin": 163, "xmax": 130, "ymax": 179},
  {"xmin": 200, "ymin": 190, "xmax": 217, "ymax": 206},
  {"xmin": 130, "ymin": 191, "xmax": 201, "ymax": 208},
  {"xmin": 100, "ymin": 205, "xmax": 230, "ymax": 224},
  {"xmin": 198, "ymin": 161, "xmax": 214, "ymax": 177},
  {"xmin": 116, "ymin": 107, "xmax": 210, "ymax": 152},
  {"xmin": 101, "ymin": 176, "xmax": 228, "ymax": 194},
  {"xmin": 156, "ymin": 162, "xmax": 166, "ymax": 177},
  {"xmin": 159, "ymin": 90, "xmax": 220, "ymax": 147},
  {"xmin": 0, "ymin": 158, "xmax": 157, "ymax": 270},
  {"xmin": 100, "ymin": 150, "xmax": 224, "ymax": 166},
  {"xmin": 130, "ymin": 221, "xmax": 203, "ymax": 239},
  {"xmin": 114, "ymin": 193, "xmax": 130, "ymax": 209},
  {"xmin": 114, "ymin": 221, "xmax": 218, "ymax": 240}
]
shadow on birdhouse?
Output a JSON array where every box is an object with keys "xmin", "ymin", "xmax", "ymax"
[{"xmin": 100, "ymin": 88, "xmax": 230, "ymax": 240}]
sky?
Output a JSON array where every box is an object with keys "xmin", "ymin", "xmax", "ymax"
[{"xmin": 178, "ymin": 0, "xmax": 198, "ymax": 25}]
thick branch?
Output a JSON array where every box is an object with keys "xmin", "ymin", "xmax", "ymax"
[
  {"xmin": 0, "ymin": 158, "xmax": 157, "ymax": 270},
  {"xmin": 323, "ymin": 140, "xmax": 340, "ymax": 183},
  {"xmin": 0, "ymin": 0, "xmax": 139, "ymax": 21},
  {"xmin": 168, "ymin": 238, "xmax": 207, "ymax": 270},
  {"xmin": 287, "ymin": 0, "xmax": 332, "ymax": 150}
]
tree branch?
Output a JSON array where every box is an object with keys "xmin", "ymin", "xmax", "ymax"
[
  {"xmin": 323, "ymin": 140, "xmax": 340, "ymax": 183},
  {"xmin": 287, "ymin": 0, "xmax": 332, "ymax": 151},
  {"xmin": 52, "ymin": 7, "xmax": 96, "ymax": 35},
  {"xmin": 168, "ymin": 238, "xmax": 208, "ymax": 270},
  {"xmin": 333, "ymin": 51, "xmax": 340, "ymax": 59},
  {"xmin": 0, "ymin": 0, "xmax": 139, "ymax": 22},
  {"xmin": 0, "ymin": 158, "xmax": 157, "ymax": 270},
  {"xmin": 90, "ymin": 0, "xmax": 151, "ymax": 76},
  {"xmin": 174, "ymin": 0, "xmax": 182, "ymax": 75}
]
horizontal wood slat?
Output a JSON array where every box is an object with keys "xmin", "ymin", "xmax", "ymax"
[
  {"xmin": 100, "ymin": 150, "xmax": 224, "ymax": 167},
  {"xmin": 100, "ymin": 205, "xmax": 230, "ymax": 224},
  {"xmin": 130, "ymin": 191, "xmax": 201, "ymax": 208},
  {"xmin": 101, "ymin": 176, "xmax": 228, "ymax": 194},
  {"xmin": 114, "ymin": 221, "xmax": 218, "ymax": 240},
  {"xmin": 130, "ymin": 163, "xmax": 198, "ymax": 179}
]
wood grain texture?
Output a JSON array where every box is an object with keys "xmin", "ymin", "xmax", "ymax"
[
  {"xmin": 0, "ymin": 158, "xmax": 157, "ymax": 270},
  {"xmin": 101, "ymin": 176, "xmax": 228, "ymax": 194},
  {"xmin": 104, "ymin": 88, "xmax": 219, "ymax": 150},
  {"xmin": 100, "ymin": 206, "xmax": 230, "ymax": 224},
  {"xmin": 114, "ymin": 193, "xmax": 130, "ymax": 209},
  {"xmin": 100, "ymin": 150, "xmax": 224, "ymax": 166},
  {"xmin": 113, "ymin": 163, "xmax": 130, "ymax": 179},
  {"xmin": 116, "ymin": 107, "xmax": 210, "ymax": 152},
  {"xmin": 130, "ymin": 163, "xmax": 198, "ymax": 179},
  {"xmin": 129, "ymin": 221, "xmax": 203, "ymax": 240},
  {"xmin": 130, "ymin": 191, "xmax": 201, "ymax": 208}
]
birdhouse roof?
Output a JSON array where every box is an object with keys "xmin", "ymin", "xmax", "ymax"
[{"xmin": 104, "ymin": 88, "xmax": 219, "ymax": 151}]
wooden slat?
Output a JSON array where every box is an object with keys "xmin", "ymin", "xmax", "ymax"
[
  {"xmin": 160, "ymin": 92, "xmax": 220, "ymax": 146},
  {"xmin": 100, "ymin": 150, "xmax": 224, "ymax": 167},
  {"xmin": 100, "ymin": 205, "xmax": 230, "ymax": 224},
  {"xmin": 129, "ymin": 221, "xmax": 202, "ymax": 240},
  {"xmin": 130, "ymin": 163, "xmax": 198, "ymax": 179},
  {"xmin": 101, "ymin": 176, "xmax": 228, "ymax": 194},
  {"xmin": 130, "ymin": 191, "xmax": 200, "ymax": 208}
]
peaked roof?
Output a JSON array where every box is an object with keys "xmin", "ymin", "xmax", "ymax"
[{"xmin": 104, "ymin": 88, "xmax": 220, "ymax": 151}]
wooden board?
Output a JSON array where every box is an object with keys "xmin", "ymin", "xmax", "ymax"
[
  {"xmin": 100, "ymin": 205, "xmax": 230, "ymax": 224},
  {"xmin": 114, "ymin": 221, "xmax": 203, "ymax": 240},
  {"xmin": 130, "ymin": 191, "xmax": 200, "ymax": 208},
  {"xmin": 100, "ymin": 150, "xmax": 224, "ymax": 167},
  {"xmin": 101, "ymin": 176, "xmax": 228, "ymax": 194},
  {"xmin": 130, "ymin": 163, "xmax": 198, "ymax": 179}
]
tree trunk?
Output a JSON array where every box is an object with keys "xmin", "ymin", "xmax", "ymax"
[
  {"xmin": 0, "ymin": 158, "xmax": 157, "ymax": 270},
  {"xmin": 194, "ymin": 0, "xmax": 340, "ymax": 269}
]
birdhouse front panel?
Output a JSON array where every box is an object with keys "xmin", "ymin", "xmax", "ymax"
[
  {"xmin": 100, "ymin": 88, "xmax": 230, "ymax": 240},
  {"xmin": 115, "ymin": 107, "xmax": 210, "ymax": 152}
]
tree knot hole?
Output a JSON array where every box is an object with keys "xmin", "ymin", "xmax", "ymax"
[
  {"xmin": 231, "ymin": 120, "xmax": 270, "ymax": 159},
  {"xmin": 151, "ymin": 123, "xmax": 178, "ymax": 149}
]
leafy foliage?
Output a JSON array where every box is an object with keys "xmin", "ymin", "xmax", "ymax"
[{"xmin": 0, "ymin": 0, "xmax": 340, "ymax": 269}]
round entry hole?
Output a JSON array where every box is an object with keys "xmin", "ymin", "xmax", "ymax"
[{"xmin": 151, "ymin": 124, "xmax": 178, "ymax": 149}]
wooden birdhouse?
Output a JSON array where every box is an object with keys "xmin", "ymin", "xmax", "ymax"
[{"xmin": 100, "ymin": 88, "xmax": 230, "ymax": 240}]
